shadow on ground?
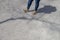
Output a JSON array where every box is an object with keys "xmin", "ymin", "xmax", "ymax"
[
  {"xmin": 0, "ymin": 17, "xmax": 28, "ymax": 24},
  {"xmin": 0, "ymin": 5, "xmax": 57, "ymax": 24},
  {"xmin": 37, "ymin": 5, "xmax": 57, "ymax": 13}
]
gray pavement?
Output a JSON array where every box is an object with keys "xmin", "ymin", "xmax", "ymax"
[{"xmin": 0, "ymin": 0, "xmax": 60, "ymax": 40}]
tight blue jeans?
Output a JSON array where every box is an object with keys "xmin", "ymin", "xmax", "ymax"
[{"xmin": 27, "ymin": 0, "xmax": 40, "ymax": 11}]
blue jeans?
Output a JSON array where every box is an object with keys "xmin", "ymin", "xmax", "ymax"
[{"xmin": 27, "ymin": 0, "xmax": 40, "ymax": 11}]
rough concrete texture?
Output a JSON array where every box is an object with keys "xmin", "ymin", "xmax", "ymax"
[{"xmin": 0, "ymin": 0, "xmax": 60, "ymax": 40}]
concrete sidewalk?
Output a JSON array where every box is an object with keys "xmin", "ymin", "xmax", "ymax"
[{"xmin": 0, "ymin": 0, "xmax": 60, "ymax": 40}]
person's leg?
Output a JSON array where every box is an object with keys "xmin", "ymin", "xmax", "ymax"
[
  {"xmin": 32, "ymin": 0, "xmax": 40, "ymax": 15},
  {"xmin": 23, "ymin": 0, "xmax": 33, "ymax": 13},
  {"xmin": 27, "ymin": 0, "xmax": 33, "ymax": 10},
  {"xmin": 35, "ymin": 0, "xmax": 40, "ymax": 11}
]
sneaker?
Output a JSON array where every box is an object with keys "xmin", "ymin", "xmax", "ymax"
[
  {"xmin": 23, "ymin": 8, "xmax": 29, "ymax": 13},
  {"xmin": 32, "ymin": 11, "xmax": 37, "ymax": 15}
]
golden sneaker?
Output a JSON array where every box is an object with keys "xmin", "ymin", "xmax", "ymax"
[
  {"xmin": 23, "ymin": 8, "xmax": 29, "ymax": 13},
  {"xmin": 32, "ymin": 11, "xmax": 37, "ymax": 15}
]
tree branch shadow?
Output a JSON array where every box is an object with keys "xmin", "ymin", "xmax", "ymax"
[
  {"xmin": 37, "ymin": 5, "xmax": 57, "ymax": 14},
  {"xmin": 0, "ymin": 17, "xmax": 28, "ymax": 24},
  {"xmin": 0, "ymin": 5, "xmax": 57, "ymax": 24}
]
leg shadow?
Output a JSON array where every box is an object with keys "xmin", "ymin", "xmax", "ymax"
[{"xmin": 37, "ymin": 5, "xmax": 57, "ymax": 14}]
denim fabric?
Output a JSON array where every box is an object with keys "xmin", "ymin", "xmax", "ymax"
[{"xmin": 27, "ymin": 0, "xmax": 40, "ymax": 11}]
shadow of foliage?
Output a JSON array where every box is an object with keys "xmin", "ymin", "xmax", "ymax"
[{"xmin": 37, "ymin": 5, "xmax": 57, "ymax": 13}]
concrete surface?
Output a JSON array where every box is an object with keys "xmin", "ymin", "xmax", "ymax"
[{"xmin": 0, "ymin": 0, "xmax": 60, "ymax": 40}]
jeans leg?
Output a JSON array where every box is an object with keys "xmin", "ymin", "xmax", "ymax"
[
  {"xmin": 35, "ymin": 0, "xmax": 40, "ymax": 11},
  {"xmin": 27, "ymin": 0, "xmax": 33, "ymax": 9}
]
